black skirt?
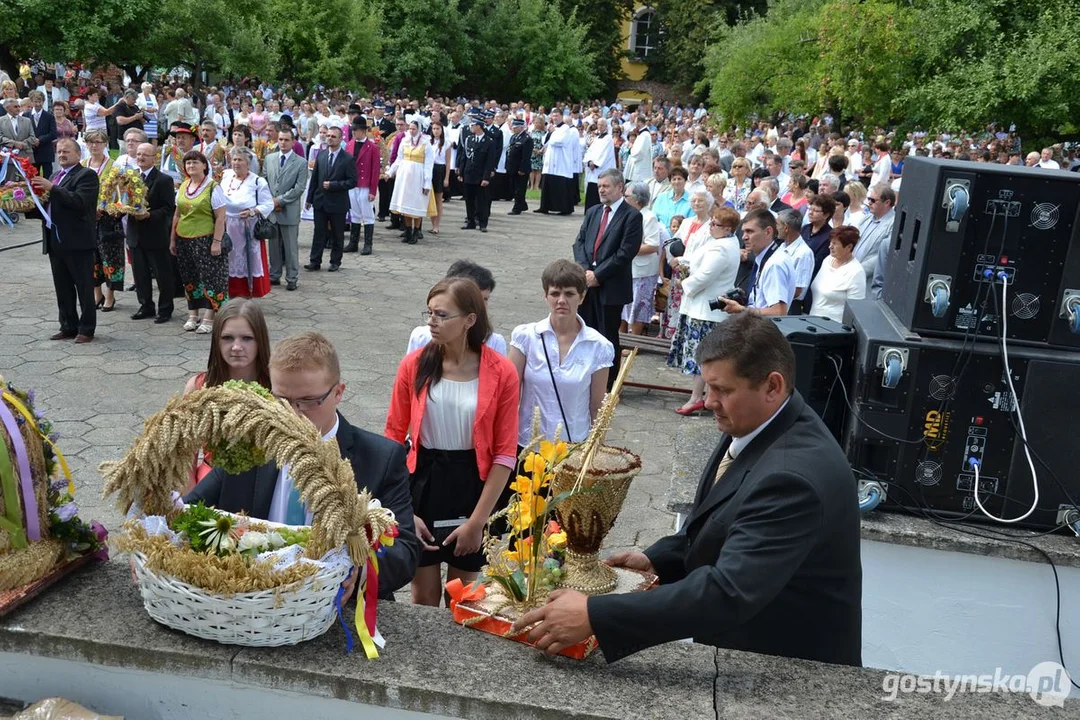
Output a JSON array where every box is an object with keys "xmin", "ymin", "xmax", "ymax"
[
  {"xmin": 411, "ymin": 446, "xmax": 486, "ymax": 572},
  {"xmin": 432, "ymin": 163, "xmax": 446, "ymax": 194}
]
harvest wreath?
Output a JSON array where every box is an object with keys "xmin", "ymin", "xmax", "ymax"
[
  {"xmin": 97, "ymin": 166, "xmax": 148, "ymax": 216},
  {"xmin": 102, "ymin": 381, "xmax": 397, "ymax": 653},
  {"xmin": 0, "ymin": 154, "xmax": 48, "ymax": 213}
]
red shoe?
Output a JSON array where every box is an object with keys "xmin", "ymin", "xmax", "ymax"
[{"xmin": 675, "ymin": 400, "xmax": 705, "ymax": 416}]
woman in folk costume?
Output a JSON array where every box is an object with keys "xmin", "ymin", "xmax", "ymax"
[
  {"xmin": 82, "ymin": 128, "xmax": 123, "ymax": 311},
  {"xmin": 220, "ymin": 147, "xmax": 275, "ymax": 298},
  {"xmin": 387, "ymin": 119, "xmax": 435, "ymax": 245}
]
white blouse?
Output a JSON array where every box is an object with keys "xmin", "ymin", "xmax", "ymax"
[
  {"xmin": 420, "ymin": 378, "xmax": 478, "ymax": 451},
  {"xmin": 810, "ymin": 257, "xmax": 867, "ymax": 323},
  {"xmin": 511, "ymin": 317, "xmax": 614, "ymax": 446},
  {"xmin": 219, "ymin": 170, "xmax": 275, "ymax": 218}
]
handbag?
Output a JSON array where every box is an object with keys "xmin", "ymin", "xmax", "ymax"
[
  {"xmin": 218, "ymin": 231, "xmax": 233, "ymax": 255},
  {"xmin": 539, "ymin": 331, "xmax": 573, "ymax": 443},
  {"xmin": 252, "ymin": 181, "xmax": 273, "ymax": 241}
]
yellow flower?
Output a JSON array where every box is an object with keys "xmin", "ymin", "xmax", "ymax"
[
  {"xmin": 502, "ymin": 537, "xmax": 533, "ymax": 565},
  {"xmin": 523, "ymin": 453, "xmax": 546, "ymax": 476},
  {"xmin": 547, "ymin": 531, "xmax": 567, "ymax": 550},
  {"xmin": 539, "ymin": 440, "xmax": 569, "ymax": 466},
  {"xmin": 509, "ymin": 494, "xmax": 548, "ymax": 533},
  {"xmin": 509, "ymin": 474, "xmax": 542, "ymax": 495}
]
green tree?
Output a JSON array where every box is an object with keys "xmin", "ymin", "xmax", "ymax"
[
  {"xmin": 648, "ymin": 0, "xmax": 767, "ymax": 97},
  {"xmin": 267, "ymin": 0, "xmax": 383, "ymax": 88},
  {"xmin": 555, "ymin": 0, "xmax": 634, "ymax": 93},
  {"xmin": 380, "ymin": 0, "xmax": 471, "ymax": 94},
  {"xmin": 460, "ymin": 0, "xmax": 601, "ymax": 104}
]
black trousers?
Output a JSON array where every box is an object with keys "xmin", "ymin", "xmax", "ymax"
[
  {"xmin": 584, "ymin": 182, "xmax": 600, "ymax": 211},
  {"xmin": 511, "ymin": 171, "xmax": 529, "ymax": 212},
  {"xmin": 131, "ymin": 243, "xmax": 175, "ymax": 316},
  {"xmin": 463, "ymin": 182, "xmax": 490, "ymax": 228},
  {"xmin": 580, "ymin": 297, "xmax": 623, "ymax": 391},
  {"xmin": 377, "ymin": 178, "xmax": 394, "ymax": 219},
  {"xmin": 311, "ymin": 208, "xmax": 346, "ymax": 266},
  {"xmin": 49, "ymin": 249, "xmax": 96, "ymax": 336}
]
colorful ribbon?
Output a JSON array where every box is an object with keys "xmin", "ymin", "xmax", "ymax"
[
  {"xmin": 0, "ymin": 399, "xmax": 39, "ymax": 543},
  {"xmin": 2, "ymin": 391, "xmax": 73, "ymax": 495},
  {"xmin": 445, "ymin": 577, "xmax": 487, "ymax": 612},
  {"xmin": 0, "ymin": 151, "xmax": 51, "ymax": 227},
  {"xmin": 334, "ymin": 585, "xmax": 354, "ymax": 655}
]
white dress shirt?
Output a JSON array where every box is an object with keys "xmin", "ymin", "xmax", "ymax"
[
  {"xmin": 268, "ymin": 416, "xmax": 339, "ymax": 525},
  {"xmin": 407, "ymin": 326, "xmax": 507, "ymax": 356},
  {"xmin": 511, "ymin": 316, "xmax": 614, "ymax": 446},
  {"xmin": 749, "ymin": 245, "xmax": 797, "ymax": 310},
  {"xmin": 780, "ymin": 236, "xmax": 815, "ymax": 300}
]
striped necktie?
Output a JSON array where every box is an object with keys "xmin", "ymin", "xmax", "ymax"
[{"xmin": 713, "ymin": 449, "xmax": 736, "ymax": 485}]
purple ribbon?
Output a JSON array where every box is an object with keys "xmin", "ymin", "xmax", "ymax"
[{"xmin": 0, "ymin": 401, "xmax": 40, "ymax": 542}]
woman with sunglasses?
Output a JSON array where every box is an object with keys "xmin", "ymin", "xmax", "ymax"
[{"xmin": 386, "ymin": 277, "xmax": 519, "ymax": 607}]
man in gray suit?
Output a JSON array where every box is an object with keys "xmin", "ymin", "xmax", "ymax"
[
  {"xmin": 0, "ymin": 97, "xmax": 35, "ymax": 165},
  {"xmin": 263, "ymin": 126, "xmax": 309, "ymax": 291},
  {"xmin": 514, "ymin": 313, "xmax": 863, "ymax": 667}
]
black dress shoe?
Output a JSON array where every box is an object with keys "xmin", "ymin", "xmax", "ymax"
[
  {"xmin": 286, "ymin": 281, "xmax": 297, "ymax": 291},
  {"xmin": 327, "ymin": 264, "xmax": 341, "ymax": 272},
  {"xmin": 508, "ymin": 210, "xmax": 521, "ymax": 215},
  {"xmin": 460, "ymin": 224, "xmax": 476, "ymax": 230},
  {"xmin": 49, "ymin": 331, "xmax": 77, "ymax": 340},
  {"xmin": 101, "ymin": 302, "xmax": 117, "ymax": 313},
  {"xmin": 270, "ymin": 278, "xmax": 281, "ymax": 286},
  {"xmin": 154, "ymin": 314, "xmax": 172, "ymax": 324},
  {"xmin": 126, "ymin": 284, "xmax": 137, "ymax": 291},
  {"xmin": 74, "ymin": 334, "xmax": 94, "ymax": 344},
  {"xmin": 303, "ymin": 263, "xmax": 321, "ymax": 271},
  {"xmin": 131, "ymin": 308, "xmax": 156, "ymax": 320}
]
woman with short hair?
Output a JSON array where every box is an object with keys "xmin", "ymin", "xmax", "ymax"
[
  {"xmin": 171, "ymin": 150, "xmax": 229, "ymax": 334},
  {"xmin": 82, "ymin": 128, "xmax": 122, "ymax": 310},
  {"xmin": 809, "ymin": 225, "xmax": 867, "ymax": 323},
  {"xmin": 220, "ymin": 147, "xmax": 274, "ymax": 299}
]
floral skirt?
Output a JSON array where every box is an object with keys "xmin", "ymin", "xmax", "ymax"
[
  {"xmin": 661, "ymin": 282, "xmax": 684, "ymax": 340},
  {"xmin": 621, "ymin": 275, "xmax": 658, "ymax": 325},
  {"xmin": 177, "ymin": 234, "xmax": 230, "ymax": 311},
  {"xmin": 93, "ymin": 216, "xmax": 125, "ymax": 290},
  {"xmin": 666, "ymin": 315, "xmax": 717, "ymax": 376}
]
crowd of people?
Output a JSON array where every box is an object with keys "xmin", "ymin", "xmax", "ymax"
[{"xmin": 15, "ymin": 61, "xmax": 1079, "ymax": 670}]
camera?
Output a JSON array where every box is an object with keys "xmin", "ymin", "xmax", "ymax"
[{"xmin": 709, "ymin": 287, "xmax": 747, "ymax": 311}]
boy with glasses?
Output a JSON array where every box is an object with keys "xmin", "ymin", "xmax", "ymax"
[{"xmin": 185, "ymin": 331, "xmax": 420, "ymax": 600}]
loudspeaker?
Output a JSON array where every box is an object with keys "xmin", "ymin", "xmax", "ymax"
[
  {"xmin": 769, "ymin": 315, "xmax": 854, "ymax": 442},
  {"xmin": 882, "ymin": 157, "xmax": 1080, "ymax": 351},
  {"xmin": 842, "ymin": 299, "xmax": 1080, "ymax": 531}
]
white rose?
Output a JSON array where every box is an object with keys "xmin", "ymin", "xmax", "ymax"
[
  {"xmin": 237, "ymin": 531, "xmax": 268, "ymax": 553},
  {"xmin": 266, "ymin": 531, "xmax": 286, "ymax": 549}
]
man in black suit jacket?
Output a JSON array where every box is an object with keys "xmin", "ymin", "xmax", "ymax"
[
  {"xmin": 24, "ymin": 90, "xmax": 56, "ymax": 178},
  {"xmin": 514, "ymin": 314, "xmax": 863, "ymax": 666},
  {"xmin": 185, "ymin": 331, "xmax": 420, "ymax": 599},
  {"xmin": 305, "ymin": 125, "xmax": 356, "ymax": 272},
  {"xmin": 128, "ymin": 143, "xmax": 177, "ymax": 323},
  {"xmin": 31, "ymin": 138, "xmax": 99, "ymax": 342},
  {"xmin": 456, "ymin": 116, "xmax": 497, "ymax": 232},
  {"xmin": 572, "ymin": 168, "xmax": 643, "ymax": 389}
]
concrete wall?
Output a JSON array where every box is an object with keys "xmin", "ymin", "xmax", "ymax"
[{"xmin": 863, "ymin": 539, "xmax": 1080, "ymax": 697}]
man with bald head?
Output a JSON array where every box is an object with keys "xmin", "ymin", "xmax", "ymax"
[{"xmin": 128, "ymin": 143, "xmax": 177, "ymax": 323}]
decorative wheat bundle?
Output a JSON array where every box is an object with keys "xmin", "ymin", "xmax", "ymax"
[{"xmin": 101, "ymin": 384, "xmax": 397, "ymax": 650}]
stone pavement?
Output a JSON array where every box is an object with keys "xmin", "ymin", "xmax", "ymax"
[{"xmin": 0, "ymin": 196, "xmax": 698, "ymax": 554}]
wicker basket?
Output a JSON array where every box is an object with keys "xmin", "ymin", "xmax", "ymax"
[
  {"xmin": 0, "ymin": 192, "xmax": 47, "ymax": 214},
  {"xmin": 101, "ymin": 385, "xmax": 396, "ymax": 649},
  {"xmin": 131, "ymin": 550, "xmax": 350, "ymax": 647}
]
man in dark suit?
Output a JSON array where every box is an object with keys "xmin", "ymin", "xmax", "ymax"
[
  {"xmin": 31, "ymin": 138, "xmax": 99, "ymax": 343},
  {"xmin": 456, "ymin": 116, "xmax": 497, "ymax": 232},
  {"xmin": 513, "ymin": 314, "xmax": 863, "ymax": 665},
  {"xmin": 504, "ymin": 118, "xmax": 533, "ymax": 215},
  {"xmin": 128, "ymin": 143, "xmax": 177, "ymax": 323},
  {"xmin": 24, "ymin": 90, "xmax": 56, "ymax": 178},
  {"xmin": 305, "ymin": 125, "xmax": 356, "ymax": 272},
  {"xmin": 185, "ymin": 332, "xmax": 419, "ymax": 599},
  {"xmin": 571, "ymin": 168, "xmax": 643, "ymax": 389},
  {"xmin": 762, "ymin": 177, "xmax": 791, "ymax": 215}
]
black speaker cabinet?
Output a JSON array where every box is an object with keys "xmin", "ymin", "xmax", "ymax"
[
  {"xmin": 882, "ymin": 157, "xmax": 1080, "ymax": 351},
  {"xmin": 842, "ymin": 299, "xmax": 1080, "ymax": 531},
  {"xmin": 769, "ymin": 315, "xmax": 854, "ymax": 442}
]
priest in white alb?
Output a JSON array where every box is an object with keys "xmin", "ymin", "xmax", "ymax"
[
  {"xmin": 536, "ymin": 109, "xmax": 577, "ymax": 216},
  {"xmin": 582, "ymin": 117, "xmax": 616, "ymax": 210}
]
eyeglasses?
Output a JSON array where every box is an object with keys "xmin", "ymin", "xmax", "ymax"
[
  {"xmin": 421, "ymin": 310, "xmax": 462, "ymax": 325},
  {"xmin": 866, "ymin": 197, "xmax": 880, "ymax": 204},
  {"xmin": 274, "ymin": 385, "xmax": 336, "ymax": 411}
]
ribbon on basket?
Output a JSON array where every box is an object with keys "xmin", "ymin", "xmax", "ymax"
[
  {"xmin": 334, "ymin": 524, "xmax": 399, "ymax": 659},
  {"xmin": 2, "ymin": 390, "xmax": 74, "ymax": 495},
  {"xmin": 0, "ymin": 399, "xmax": 39, "ymax": 544},
  {"xmin": 0, "ymin": 151, "xmax": 51, "ymax": 227},
  {"xmin": 445, "ymin": 577, "xmax": 486, "ymax": 612}
]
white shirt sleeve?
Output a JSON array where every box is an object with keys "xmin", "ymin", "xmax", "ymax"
[{"xmin": 210, "ymin": 183, "xmax": 228, "ymax": 211}]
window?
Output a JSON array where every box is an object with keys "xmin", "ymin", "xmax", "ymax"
[{"xmin": 631, "ymin": 9, "xmax": 659, "ymax": 60}]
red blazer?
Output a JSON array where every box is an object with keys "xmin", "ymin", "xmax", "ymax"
[
  {"xmin": 385, "ymin": 345, "xmax": 520, "ymax": 481},
  {"xmin": 347, "ymin": 137, "xmax": 380, "ymax": 195}
]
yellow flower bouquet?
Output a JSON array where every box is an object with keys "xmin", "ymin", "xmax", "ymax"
[{"xmin": 97, "ymin": 167, "xmax": 148, "ymax": 216}]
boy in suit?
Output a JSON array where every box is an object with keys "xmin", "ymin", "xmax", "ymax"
[
  {"xmin": 305, "ymin": 125, "xmax": 356, "ymax": 272},
  {"xmin": 513, "ymin": 313, "xmax": 863, "ymax": 667},
  {"xmin": 185, "ymin": 331, "xmax": 420, "ymax": 599}
]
